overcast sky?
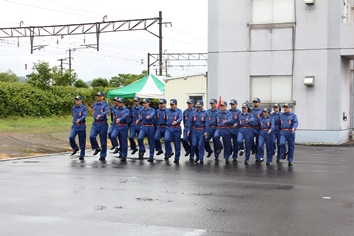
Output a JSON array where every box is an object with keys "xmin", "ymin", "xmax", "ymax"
[{"xmin": 0, "ymin": 0, "xmax": 208, "ymax": 81}]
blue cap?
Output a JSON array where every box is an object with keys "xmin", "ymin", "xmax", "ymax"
[
  {"xmin": 159, "ymin": 98, "xmax": 167, "ymax": 104},
  {"xmin": 170, "ymin": 99, "xmax": 177, "ymax": 105},
  {"xmin": 229, "ymin": 99, "xmax": 237, "ymax": 105},
  {"xmin": 96, "ymin": 91, "xmax": 104, "ymax": 96},
  {"xmin": 242, "ymin": 102, "xmax": 249, "ymax": 108},
  {"xmin": 117, "ymin": 97, "xmax": 125, "ymax": 103},
  {"xmin": 220, "ymin": 101, "xmax": 227, "ymax": 107},
  {"xmin": 273, "ymin": 103, "xmax": 281, "ymax": 108},
  {"xmin": 262, "ymin": 107, "xmax": 271, "ymax": 113},
  {"xmin": 195, "ymin": 100, "xmax": 203, "ymax": 107},
  {"xmin": 283, "ymin": 103, "xmax": 292, "ymax": 108},
  {"xmin": 75, "ymin": 95, "xmax": 82, "ymax": 100},
  {"xmin": 252, "ymin": 97, "xmax": 261, "ymax": 103},
  {"xmin": 209, "ymin": 98, "xmax": 217, "ymax": 104},
  {"xmin": 134, "ymin": 97, "xmax": 140, "ymax": 102},
  {"xmin": 113, "ymin": 96, "xmax": 120, "ymax": 101},
  {"xmin": 142, "ymin": 98, "xmax": 150, "ymax": 103},
  {"xmin": 187, "ymin": 99, "xmax": 194, "ymax": 104}
]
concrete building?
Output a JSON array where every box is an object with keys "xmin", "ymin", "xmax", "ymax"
[{"xmin": 208, "ymin": 0, "xmax": 354, "ymax": 144}]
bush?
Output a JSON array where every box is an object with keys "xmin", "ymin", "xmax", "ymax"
[{"xmin": 0, "ymin": 82, "xmax": 112, "ymax": 118}]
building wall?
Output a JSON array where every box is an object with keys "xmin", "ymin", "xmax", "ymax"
[
  {"xmin": 164, "ymin": 74, "xmax": 207, "ymax": 112},
  {"xmin": 208, "ymin": 0, "xmax": 353, "ymax": 144}
]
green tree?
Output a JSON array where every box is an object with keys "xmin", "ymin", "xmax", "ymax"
[
  {"xmin": 74, "ymin": 79, "xmax": 89, "ymax": 88},
  {"xmin": 52, "ymin": 67, "xmax": 77, "ymax": 86},
  {"xmin": 0, "ymin": 69, "xmax": 20, "ymax": 82},
  {"xmin": 109, "ymin": 70, "xmax": 149, "ymax": 88},
  {"xmin": 91, "ymin": 77, "xmax": 109, "ymax": 87},
  {"xmin": 26, "ymin": 61, "xmax": 52, "ymax": 89}
]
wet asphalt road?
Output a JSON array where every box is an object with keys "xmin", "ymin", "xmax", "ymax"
[{"xmin": 0, "ymin": 145, "xmax": 354, "ymax": 236}]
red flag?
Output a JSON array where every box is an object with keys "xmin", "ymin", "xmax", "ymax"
[{"xmin": 217, "ymin": 96, "xmax": 222, "ymax": 108}]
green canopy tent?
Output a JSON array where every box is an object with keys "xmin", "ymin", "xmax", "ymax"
[{"xmin": 107, "ymin": 74, "xmax": 165, "ymax": 99}]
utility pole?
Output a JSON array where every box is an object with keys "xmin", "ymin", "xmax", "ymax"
[
  {"xmin": 57, "ymin": 58, "xmax": 67, "ymax": 76},
  {"xmin": 165, "ymin": 59, "xmax": 168, "ymax": 76},
  {"xmin": 68, "ymin": 49, "xmax": 72, "ymax": 71},
  {"xmin": 159, "ymin": 11, "xmax": 163, "ymax": 76}
]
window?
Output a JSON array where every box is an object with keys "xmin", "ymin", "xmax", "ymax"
[
  {"xmin": 252, "ymin": 0, "xmax": 295, "ymax": 24},
  {"xmin": 251, "ymin": 76, "xmax": 292, "ymax": 104},
  {"xmin": 189, "ymin": 95, "xmax": 203, "ymax": 107}
]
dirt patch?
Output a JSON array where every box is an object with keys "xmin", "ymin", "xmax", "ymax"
[{"xmin": 0, "ymin": 131, "xmax": 93, "ymax": 159}]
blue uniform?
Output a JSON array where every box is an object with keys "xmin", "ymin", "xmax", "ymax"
[
  {"xmin": 271, "ymin": 111, "xmax": 283, "ymax": 160},
  {"xmin": 126, "ymin": 106, "xmax": 133, "ymax": 128},
  {"xmin": 237, "ymin": 112, "xmax": 254, "ymax": 161},
  {"xmin": 182, "ymin": 108, "xmax": 195, "ymax": 158},
  {"xmin": 129, "ymin": 105, "xmax": 142, "ymax": 151},
  {"xmin": 154, "ymin": 107, "xmax": 167, "ymax": 153},
  {"xmin": 229, "ymin": 108, "xmax": 241, "ymax": 159},
  {"xmin": 205, "ymin": 108, "xmax": 219, "ymax": 155},
  {"xmin": 214, "ymin": 110, "xmax": 232, "ymax": 160},
  {"xmin": 257, "ymin": 115, "xmax": 275, "ymax": 162},
  {"xmin": 69, "ymin": 104, "xmax": 87, "ymax": 158},
  {"xmin": 279, "ymin": 112, "xmax": 298, "ymax": 163},
  {"xmin": 251, "ymin": 107, "xmax": 263, "ymax": 155},
  {"xmin": 187, "ymin": 108, "xmax": 208, "ymax": 162},
  {"xmin": 111, "ymin": 106, "xmax": 129, "ymax": 158},
  {"xmin": 137, "ymin": 106, "xmax": 156, "ymax": 159},
  {"xmin": 90, "ymin": 101, "xmax": 109, "ymax": 158},
  {"xmin": 165, "ymin": 108, "xmax": 183, "ymax": 161},
  {"xmin": 108, "ymin": 104, "xmax": 119, "ymax": 148}
]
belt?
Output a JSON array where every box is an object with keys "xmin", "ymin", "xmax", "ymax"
[
  {"xmin": 240, "ymin": 126, "xmax": 251, "ymax": 129},
  {"xmin": 95, "ymin": 120, "xmax": 107, "ymax": 124},
  {"xmin": 117, "ymin": 124, "xmax": 127, "ymax": 126},
  {"xmin": 142, "ymin": 124, "xmax": 153, "ymax": 127},
  {"xmin": 158, "ymin": 125, "xmax": 166, "ymax": 128},
  {"xmin": 217, "ymin": 126, "xmax": 230, "ymax": 129},
  {"xmin": 282, "ymin": 128, "xmax": 293, "ymax": 131},
  {"xmin": 75, "ymin": 122, "xmax": 85, "ymax": 125},
  {"xmin": 169, "ymin": 125, "xmax": 180, "ymax": 128},
  {"xmin": 193, "ymin": 126, "xmax": 205, "ymax": 130},
  {"xmin": 261, "ymin": 128, "xmax": 269, "ymax": 130},
  {"xmin": 252, "ymin": 126, "xmax": 258, "ymax": 128},
  {"xmin": 209, "ymin": 125, "xmax": 216, "ymax": 128}
]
